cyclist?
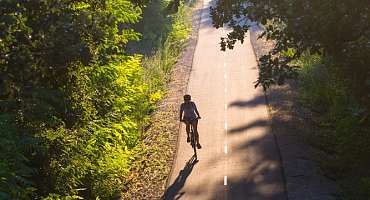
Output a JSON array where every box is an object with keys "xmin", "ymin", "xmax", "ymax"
[{"xmin": 180, "ymin": 94, "xmax": 202, "ymax": 149}]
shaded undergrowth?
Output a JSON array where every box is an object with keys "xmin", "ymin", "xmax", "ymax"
[{"xmin": 297, "ymin": 53, "xmax": 370, "ymax": 199}]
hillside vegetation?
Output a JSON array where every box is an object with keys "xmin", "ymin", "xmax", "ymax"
[{"xmin": 0, "ymin": 0, "xmax": 191, "ymax": 199}]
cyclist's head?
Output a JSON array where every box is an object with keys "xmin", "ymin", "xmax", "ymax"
[{"xmin": 183, "ymin": 94, "xmax": 191, "ymax": 101}]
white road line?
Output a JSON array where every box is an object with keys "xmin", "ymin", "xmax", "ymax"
[
  {"xmin": 224, "ymin": 176, "xmax": 228, "ymax": 185},
  {"xmin": 224, "ymin": 145, "xmax": 228, "ymax": 154},
  {"xmin": 224, "ymin": 74, "xmax": 227, "ymax": 79},
  {"xmin": 224, "ymin": 88, "xmax": 227, "ymax": 93},
  {"xmin": 224, "ymin": 104, "xmax": 227, "ymax": 110},
  {"xmin": 225, "ymin": 122, "xmax": 228, "ymax": 130},
  {"xmin": 224, "ymin": 63, "xmax": 226, "ymax": 67}
]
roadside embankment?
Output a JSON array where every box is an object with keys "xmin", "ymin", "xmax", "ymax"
[
  {"xmin": 250, "ymin": 25, "xmax": 338, "ymax": 200},
  {"xmin": 120, "ymin": 1, "xmax": 203, "ymax": 199}
]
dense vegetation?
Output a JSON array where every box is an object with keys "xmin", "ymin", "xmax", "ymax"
[
  {"xmin": 211, "ymin": 0, "xmax": 370, "ymax": 198},
  {"xmin": 297, "ymin": 54, "xmax": 370, "ymax": 199},
  {"xmin": 0, "ymin": 0, "xmax": 191, "ymax": 199}
]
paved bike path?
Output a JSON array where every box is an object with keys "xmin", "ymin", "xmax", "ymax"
[{"xmin": 163, "ymin": 0, "xmax": 286, "ymax": 199}]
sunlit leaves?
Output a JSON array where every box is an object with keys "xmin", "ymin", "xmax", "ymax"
[
  {"xmin": 0, "ymin": 0, "xmax": 150, "ymax": 199},
  {"xmin": 211, "ymin": 0, "xmax": 370, "ymax": 98}
]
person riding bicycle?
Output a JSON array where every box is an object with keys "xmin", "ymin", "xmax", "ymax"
[{"xmin": 180, "ymin": 94, "xmax": 202, "ymax": 149}]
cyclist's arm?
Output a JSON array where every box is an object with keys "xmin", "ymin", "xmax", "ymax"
[
  {"xmin": 193, "ymin": 102, "xmax": 201, "ymax": 118},
  {"xmin": 179, "ymin": 104, "xmax": 184, "ymax": 121}
]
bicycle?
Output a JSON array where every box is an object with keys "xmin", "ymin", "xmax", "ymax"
[
  {"xmin": 189, "ymin": 123, "xmax": 197, "ymax": 159},
  {"xmin": 181, "ymin": 117, "xmax": 200, "ymax": 159}
]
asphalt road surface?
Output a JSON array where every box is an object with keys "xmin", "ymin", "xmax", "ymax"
[{"xmin": 162, "ymin": 0, "xmax": 287, "ymax": 199}]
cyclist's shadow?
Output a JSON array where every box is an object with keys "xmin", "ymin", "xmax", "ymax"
[{"xmin": 161, "ymin": 155, "xmax": 198, "ymax": 200}]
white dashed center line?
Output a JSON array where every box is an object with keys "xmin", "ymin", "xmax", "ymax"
[{"xmin": 223, "ymin": 28, "xmax": 228, "ymax": 188}]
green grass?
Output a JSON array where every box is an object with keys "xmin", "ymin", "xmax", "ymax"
[{"xmin": 142, "ymin": 3, "xmax": 192, "ymax": 96}]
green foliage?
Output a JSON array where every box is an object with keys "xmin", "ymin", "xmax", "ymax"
[
  {"xmin": 298, "ymin": 53, "xmax": 370, "ymax": 199},
  {"xmin": 0, "ymin": 0, "xmax": 192, "ymax": 199},
  {"xmin": 128, "ymin": 0, "xmax": 191, "ymax": 56},
  {"xmin": 159, "ymin": 4, "xmax": 192, "ymax": 73},
  {"xmin": 141, "ymin": 3, "xmax": 192, "ymax": 94},
  {"xmin": 31, "ymin": 56, "xmax": 149, "ymax": 199},
  {"xmin": 0, "ymin": 114, "xmax": 37, "ymax": 200},
  {"xmin": 120, "ymin": 3, "xmax": 193, "ymax": 197},
  {"xmin": 0, "ymin": 0, "xmax": 154, "ymax": 199},
  {"xmin": 128, "ymin": 0, "xmax": 172, "ymax": 54},
  {"xmin": 127, "ymin": 0, "xmax": 192, "ymax": 105},
  {"xmin": 210, "ymin": 0, "xmax": 370, "ymax": 110}
]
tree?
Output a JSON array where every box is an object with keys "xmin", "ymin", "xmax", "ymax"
[
  {"xmin": 0, "ymin": 0, "xmax": 141, "ymax": 124},
  {"xmin": 210, "ymin": 0, "xmax": 370, "ymax": 107},
  {"xmin": 0, "ymin": 0, "xmax": 146, "ymax": 198},
  {"xmin": 211, "ymin": 1, "xmax": 370, "ymax": 197}
]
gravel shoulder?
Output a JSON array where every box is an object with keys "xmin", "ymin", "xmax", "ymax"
[
  {"xmin": 119, "ymin": 1, "xmax": 202, "ymax": 199},
  {"xmin": 250, "ymin": 25, "xmax": 338, "ymax": 200}
]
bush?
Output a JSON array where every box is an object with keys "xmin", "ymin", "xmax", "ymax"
[
  {"xmin": 298, "ymin": 53, "xmax": 370, "ymax": 199},
  {"xmin": 0, "ymin": 114, "xmax": 37, "ymax": 199},
  {"xmin": 0, "ymin": 0, "xmax": 192, "ymax": 199},
  {"xmin": 0, "ymin": 0, "xmax": 150, "ymax": 199},
  {"xmin": 142, "ymin": 3, "xmax": 192, "ymax": 94}
]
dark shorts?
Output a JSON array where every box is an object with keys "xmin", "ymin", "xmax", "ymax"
[{"xmin": 183, "ymin": 117, "xmax": 198, "ymax": 124}]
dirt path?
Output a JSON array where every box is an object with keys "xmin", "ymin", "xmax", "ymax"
[{"xmin": 162, "ymin": 0, "xmax": 286, "ymax": 199}]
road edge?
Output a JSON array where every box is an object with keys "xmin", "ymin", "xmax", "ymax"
[
  {"xmin": 163, "ymin": 0, "xmax": 204, "ymax": 191},
  {"xmin": 248, "ymin": 26, "xmax": 289, "ymax": 200}
]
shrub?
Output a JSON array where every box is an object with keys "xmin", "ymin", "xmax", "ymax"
[{"xmin": 298, "ymin": 53, "xmax": 370, "ymax": 199}]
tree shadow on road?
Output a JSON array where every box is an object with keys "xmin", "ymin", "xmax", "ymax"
[
  {"xmin": 175, "ymin": 94, "xmax": 287, "ymax": 199},
  {"xmin": 161, "ymin": 155, "xmax": 199, "ymax": 200},
  {"xmin": 228, "ymin": 119, "xmax": 269, "ymax": 134},
  {"xmin": 184, "ymin": 129, "xmax": 287, "ymax": 200},
  {"xmin": 228, "ymin": 94, "xmax": 266, "ymax": 109}
]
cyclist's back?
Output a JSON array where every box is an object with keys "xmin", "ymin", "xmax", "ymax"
[{"xmin": 180, "ymin": 101, "xmax": 197, "ymax": 122}]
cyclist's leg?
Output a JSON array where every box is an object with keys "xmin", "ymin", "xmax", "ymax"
[
  {"xmin": 185, "ymin": 121, "xmax": 191, "ymax": 142},
  {"xmin": 192, "ymin": 119, "xmax": 200, "ymax": 144},
  {"xmin": 192, "ymin": 119, "xmax": 201, "ymax": 149}
]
